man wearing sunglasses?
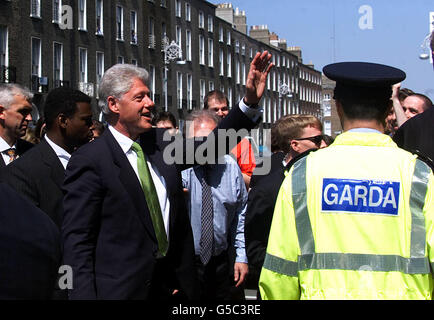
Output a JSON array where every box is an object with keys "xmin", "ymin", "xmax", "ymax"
[
  {"xmin": 246, "ymin": 115, "xmax": 326, "ymax": 298},
  {"xmin": 259, "ymin": 62, "xmax": 434, "ymax": 300}
]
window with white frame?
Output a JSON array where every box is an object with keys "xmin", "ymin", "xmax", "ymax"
[
  {"xmin": 187, "ymin": 73, "xmax": 192, "ymax": 109},
  {"xmin": 53, "ymin": 42, "xmax": 63, "ymax": 83},
  {"xmin": 219, "ymin": 48, "xmax": 224, "ymax": 76},
  {"xmin": 209, "ymin": 81, "xmax": 214, "ymax": 91},
  {"xmin": 220, "ymin": 84, "xmax": 225, "ymax": 93},
  {"xmin": 219, "ymin": 26, "xmax": 224, "ymax": 42},
  {"xmin": 117, "ymin": 56, "xmax": 124, "ymax": 64},
  {"xmin": 0, "ymin": 27, "xmax": 8, "ymax": 67},
  {"xmin": 53, "ymin": 0, "xmax": 62, "ymax": 23},
  {"xmin": 324, "ymin": 120, "xmax": 331, "ymax": 136},
  {"xmin": 96, "ymin": 51, "xmax": 104, "ymax": 84},
  {"xmin": 149, "ymin": 65, "xmax": 155, "ymax": 100},
  {"xmin": 227, "ymin": 51, "xmax": 231, "ymax": 77},
  {"xmin": 79, "ymin": 48, "xmax": 88, "ymax": 83},
  {"xmin": 149, "ymin": 17, "xmax": 155, "ymax": 48},
  {"xmin": 78, "ymin": 0, "xmax": 87, "ymax": 30},
  {"xmin": 31, "ymin": 0, "xmax": 41, "ymax": 17},
  {"xmin": 227, "ymin": 87, "xmax": 232, "ymax": 108},
  {"xmin": 198, "ymin": 11, "xmax": 204, "ymax": 29},
  {"xmin": 242, "ymin": 62, "xmax": 246, "ymax": 85},
  {"xmin": 175, "ymin": 0, "xmax": 181, "ymax": 18},
  {"xmin": 207, "ymin": 16, "xmax": 213, "ymax": 32},
  {"xmin": 177, "ymin": 72, "xmax": 182, "ymax": 108},
  {"xmin": 130, "ymin": 11, "xmax": 137, "ymax": 44},
  {"xmin": 250, "ymin": 48, "xmax": 253, "ymax": 59},
  {"xmin": 241, "ymin": 43, "xmax": 245, "ymax": 56},
  {"xmin": 235, "ymin": 59, "xmax": 240, "ymax": 84},
  {"xmin": 200, "ymin": 79, "xmax": 206, "ymax": 106},
  {"xmin": 116, "ymin": 6, "xmax": 123, "ymax": 40},
  {"xmin": 176, "ymin": 25, "xmax": 181, "ymax": 46},
  {"xmin": 208, "ymin": 39, "xmax": 213, "ymax": 67},
  {"xmin": 96, "ymin": 0, "xmax": 103, "ymax": 35},
  {"xmin": 199, "ymin": 35, "xmax": 205, "ymax": 65},
  {"xmin": 185, "ymin": 2, "xmax": 191, "ymax": 21},
  {"xmin": 161, "ymin": 22, "xmax": 166, "ymax": 38},
  {"xmin": 31, "ymin": 37, "xmax": 41, "ymax": 77},
  {"xmin": 186, "ymin": 29, "xmax": 191, "ymax": 61},
  {"xmin": 227, "ymin": 30, "xmax": 231, "ymax": 45},
  {"xmin": 235, "ymin": 40, "xmax": 239, "ymax": 53}
]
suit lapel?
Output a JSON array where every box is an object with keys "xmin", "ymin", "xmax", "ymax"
[
  {"xmin": 103, "ymin": 130, "xmax": 157, "ymax": 243},
  {"xmin": 39, "ymin": 139, "xmax": 65, "ymax": 189}
]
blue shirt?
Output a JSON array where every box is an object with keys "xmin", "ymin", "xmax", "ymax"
[{"xmin": 182, "ymin": 155, "xmax": 248, "ymax": 263}]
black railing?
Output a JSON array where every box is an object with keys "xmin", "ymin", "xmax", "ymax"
[{"xmin": 0, "ymin": 65, "xmax": 17, "ymax": 83}]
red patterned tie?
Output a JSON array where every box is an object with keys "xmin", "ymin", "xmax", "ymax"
[{"xmin": 6, "ymin": 148, "xmax": 17, "ymax": 164}]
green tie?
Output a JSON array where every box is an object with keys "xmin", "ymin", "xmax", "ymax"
[{"xmin": 132, "ymin": 142, "xmax": 168, "ymax": 257}]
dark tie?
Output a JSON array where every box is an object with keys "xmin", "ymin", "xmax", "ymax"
[
  {"xmin": 199, "ymin": 166, "xmax": 214, "ymax": 265},
  {"xmin": 5, "ymin": 148, "xmax": 17, "ymax": 164},
  {"xmin": 131, "ymin": 142, "xmax": 168, "ymax": 257}
]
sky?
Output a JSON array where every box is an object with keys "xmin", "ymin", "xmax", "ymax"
[{"xmin": 210, "ymin": 0, "xmax": 434, "ymax": 101}]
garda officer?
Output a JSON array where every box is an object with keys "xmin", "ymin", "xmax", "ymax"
[{"xmin": 259, "ymin": 62, "xmax": 434, "ymax": 300}]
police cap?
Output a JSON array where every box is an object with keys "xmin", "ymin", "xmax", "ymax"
[{"xmin": 323, "ymin": 62, "xmax": 406, "ymax": 101}]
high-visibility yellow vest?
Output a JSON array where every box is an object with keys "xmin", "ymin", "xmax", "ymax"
[{"xmin": 259, "ymin": 132, "xmax": 434, "ymax": 300}]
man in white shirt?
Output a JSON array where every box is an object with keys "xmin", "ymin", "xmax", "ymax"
[
  {"xmin": 62, "ymin": 51, "xmax": 273, "ymax": 300},
  {"xmin": 0, "ymin": 84, "xmax": 34, "ymax": 168},
  {"xmin": 2, "ymin": 86, "xmax": 94, "ymax": 228}
]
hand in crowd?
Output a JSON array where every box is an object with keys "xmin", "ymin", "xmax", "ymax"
[
  {"xmin": 244, "ymin": 51, "xmax": 274, "ymax": 106},
  {"xmin": 234, "ymin": 262, "xmax": 249, "ymax": 287}
]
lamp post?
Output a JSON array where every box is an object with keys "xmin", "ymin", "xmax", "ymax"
[
  {"xmin": 162, "ymin": 36, "xmax": 183, "ymax": 111},
  {"xmin": 278, "ymin": 82, "xmax": 293, "ymax": 117}
]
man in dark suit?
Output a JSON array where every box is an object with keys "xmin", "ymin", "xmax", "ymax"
[
  {"xmin": 2, "ymin": 87, "xmax": 94, "ymax": 300},
  {"xmin": 2, "ymin": 87, "xmax": 94, "ymax": 228},
  {"xmin": 0, "ymin": 182, "xmax": 60, "ymax": 299},
  {"xmin": 393, "ymin": 107, "xmax": 434, "ymax": 170},
  {"xmin": 245, "ymin": 115, "xmax": 325, "ymax": 295},
  {"xmin": 0, "ymin": 84, "xmax": 34, "ymax": 169},
  {"xmin": 62, "ymin": 51, "xmax": 273, "ymax": 300}
]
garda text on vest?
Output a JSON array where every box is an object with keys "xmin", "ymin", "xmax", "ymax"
[{"xmin": 322, "ymin": 178, "xmax": 400, "ymax": 216}]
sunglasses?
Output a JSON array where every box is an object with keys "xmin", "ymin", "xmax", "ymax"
[{"xmin": 293, "ymin": 134, "xmax": 324, "ymax": 146}]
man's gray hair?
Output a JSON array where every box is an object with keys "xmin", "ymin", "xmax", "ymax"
[
  {"xmin": 98, "ymin": 64, "xmax": 149, "ymax": 115},
  {"xmin": 0, "ymin": 83, "xmax": 33, "ymax": 109},
  {"xmin": 185, "ymin": 109, "xmax": 220, "ymax": 126}
]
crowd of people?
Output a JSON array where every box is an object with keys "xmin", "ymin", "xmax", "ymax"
[{"xmin": 0, "ymin": 39, "xmax": 433, "ymax": 300}]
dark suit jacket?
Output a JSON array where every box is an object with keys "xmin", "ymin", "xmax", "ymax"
[
  {"xmin": 393, "ymin": 107, "xmax": 434, "ymax": 170},
  {"xmin": 0, "ymin": 182, "xmax": 60, "ymax": 299},
  {"xmin": 245, "ymin": 149, "xmax": 314, "ymax": 281},
  {"xmin": 0, "ymin": 138, "xmax": 34, "ymax": 168},
  {"xmin": 62, "ymin": 104, "xmax": 260, "ymax": 300},
  {"xmin": 250, "ymin": 152, "xmax": 285, "ymax": 189},
  {"xmin": 2, "ymin": 139, "xmax": 65, "ymax": 228}
]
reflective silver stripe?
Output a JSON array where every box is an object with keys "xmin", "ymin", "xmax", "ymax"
[
  {"xmin": 291, "ymin": 157, "xmax": 315, "ymax": 255},
  {"xmin": 263, "ymin": 253, "xmax": 298, "ymax": 277},
  {"xmin": 264, "ymin": 252, "xmax": 430, "ymax": 276},
  {"xmin": 299, "ymin": 253, "xmax": 430, "ymax": 275},
  {"xmin": 410, "ymin": 159, "xmax": 430, "ymax": 258}
]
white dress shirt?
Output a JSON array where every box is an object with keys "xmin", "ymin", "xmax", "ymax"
[
  {"xmin": 108, "ymin": 125, "xmax": 171, "ymax": 239},
  {"xmin": 0, "ymin": 136, "xmax": 17, "ymax": 165},
  {"xmin": 44, "ymin": 135, "xmax": 71, "ymax": 169}
]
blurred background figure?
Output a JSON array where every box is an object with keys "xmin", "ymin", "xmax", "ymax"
[
  {"xmin": 91, "ymin": 120, "xmax": 105, "ymax": 139},
  {"xmin": 153, "ymin": 111, "xmax": 178, "ymax": 135}
]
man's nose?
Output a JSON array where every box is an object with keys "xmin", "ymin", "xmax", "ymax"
[
  {"xmin": 144, "ymin": 96, "xmax": 155, "ymax": 108},
  {"xmin": 25, "ymin": 113, "xmax": 32, "ymax": 121}
]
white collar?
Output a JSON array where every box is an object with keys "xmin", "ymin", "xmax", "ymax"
[
  {"xmin": 108, "ymin": 125, "xmax": 136, "ymax": 154},
  {"xmin": 0, "ymin": 135, "xmax": 16, "ymax": 152},
  {"xmin": 44, "ymin": 134, "xmax": 71, "ymax": 159}
]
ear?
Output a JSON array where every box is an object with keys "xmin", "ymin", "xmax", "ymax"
[
  {"xmin": 107, "ymin": 96, "xmax": 120, "ymax": 114},
  {"xmin": 58, "ymin": 113, "xmax": 69, "ymax": 129},
  {"xmin": 0, "ymin": 105, "xmax": 6, "ymax": 120},
  {"xmin": 290, "ymin": 139, "xmax": 301, "ymax": 153}
]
